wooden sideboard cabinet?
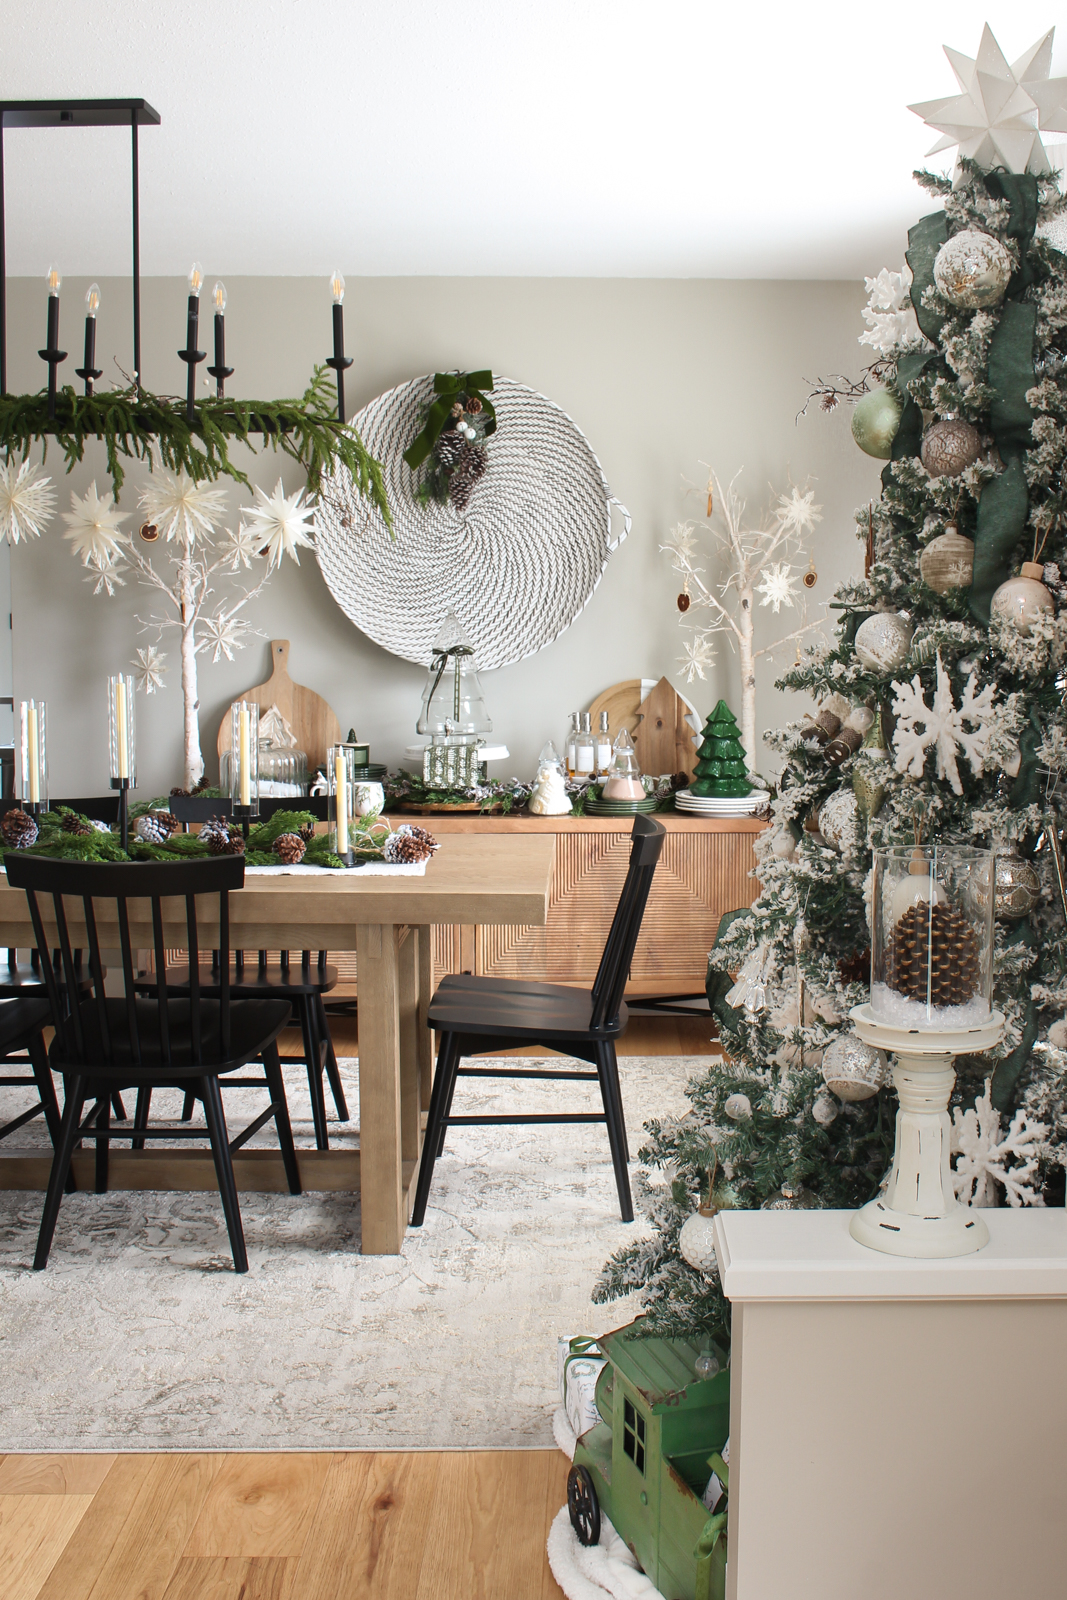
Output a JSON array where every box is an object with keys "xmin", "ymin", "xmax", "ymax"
[{"xmin": 416, "ymin": 814, "xmax": 766, "ymax": 997}]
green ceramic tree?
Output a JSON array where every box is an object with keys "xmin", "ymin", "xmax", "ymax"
[{"xmin": 690, "ymin": 701, "xmax": 752, "ymax": 797}]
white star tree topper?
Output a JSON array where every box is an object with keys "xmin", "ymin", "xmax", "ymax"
[
  {"xmin": 910, "ymin": 25, "xmax": 1067, "ymax": 177},
  {"xmin": 662, "ymin": 471, "xmax": 827, "ymax": 766}
]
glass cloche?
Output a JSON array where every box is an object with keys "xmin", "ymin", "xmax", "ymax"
[{"xmin": 416, "ymin": 613, "xmax": 492, "ymax": 737}]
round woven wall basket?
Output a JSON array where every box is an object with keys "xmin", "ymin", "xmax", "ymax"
[{"xmin": 315, "ymin": 374, "xmax": 630, "ymax": 669}]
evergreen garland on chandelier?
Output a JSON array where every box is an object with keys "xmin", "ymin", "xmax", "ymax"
[{"xmin": 0, "ymin": 364, "xmax": 390, "ymax": 521}]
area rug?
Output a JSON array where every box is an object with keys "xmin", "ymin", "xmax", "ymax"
[{"xmin": 0, "ymin": 1054, "xmax": 702, "ymax": 1453}]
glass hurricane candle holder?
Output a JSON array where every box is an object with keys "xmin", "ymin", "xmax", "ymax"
[
  {"xmin": 871, "ymin": 844, "xmax": 995, "ymax": 1030},
  {"xmin": 230, "ymin": 701, "xmax": 260, "ymax": 826},
  {"xmin": 108, "ymin": 674, "xmax": 136, "ymax": 788},
  {"xmin": 19, "ymin": 699, "xmax": 47, "ymax": 814},
  {"xmin": 328, "ymin": 742, "xmax": 355, "ymax": 866}
]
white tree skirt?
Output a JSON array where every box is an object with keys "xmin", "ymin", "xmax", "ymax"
[{"xmin": 547, "ymin": 1507, "xmax": 666, "ymax": 1600}]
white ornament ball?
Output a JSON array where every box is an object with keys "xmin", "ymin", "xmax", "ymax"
[
  {"xmin": 770, "ymin": 829, "xmax": 797, "ymax": 860},
  {"xmin": 1048, "ymin": 1018, "xmax": 1067, "ymax": 1049},
  {"xmin": 920, "ymin": 419, "xmax": 982, "ymax": 479},
  {"xmin": 821, "ymin": 1034, "xmax": 888, "ymax": 1103},
  {"xmin": 724, "ymin": 1092, "xmax": 752, "ymax": 1120},
  {"xmin": 812, "ymin": 1092, "xmax": 839, "ymax": 1128},
  {"xmin": 919, "ymin": 529, "xmax": 975, "ymax": 594},
  {"xmin": 990, "ymin": 568, "xmax": 1055, "ymax": 636},
  {"xmin": 933, "ymin": 228, "xmax": 1013, "ymax": 309},
  {"xmin": 818, "ymin": 789, "xmax": 861, "ymax": 857},
  {"xmin": 854, "ymin": 612, "xmax": 913, "ymax": 673},
  {"xmin": 678, "ymin": 1210, "xmax": 718, "ymax": 1275}
]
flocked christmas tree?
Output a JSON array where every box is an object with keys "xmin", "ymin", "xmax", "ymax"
[
  {"xmin": 595, "ymin": 24, "xmax": 1067, "ymax": 1347},
  {"xmin": 691, "ymin": 701, "xmax": 752, "ymax": 798}
]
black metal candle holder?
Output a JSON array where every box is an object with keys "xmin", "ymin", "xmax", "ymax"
[
  {"xmin": 325, "ymin": 302, "xmax": 353, "ymax": 424},
  {"xmin": 231, "ymin": 802, "xmax": 257, "ymax": 840},
  {"xmin": 110, "ymin": 776, "xmax": 131, "ymax": 853},
  {"xmin": 75, "ymin": 311, "xmax": 102, "ymax": 395},
  {"xmin": 206, "ymin": 311, "xmax": 233, "ymax": 399},
  {"xmin": 38, "ymin": 294, "xmax": 67, "ymax": 421},
  {"xmin": 23, "ymin": 800, "xmax": 43, "ymax": 821},
  {"xmin": 178, "ymin": 293, "xmax": 205, "ymax": 423}
]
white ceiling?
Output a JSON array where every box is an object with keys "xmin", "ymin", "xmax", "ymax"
[{"xmin": 1, "ymin": 1, "xmax": 1064, "ymax": 281}]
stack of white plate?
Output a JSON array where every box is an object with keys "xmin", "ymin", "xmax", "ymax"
[{"xmin": 674, "ymin": 788, "xmax": 769, "ymax": 817}]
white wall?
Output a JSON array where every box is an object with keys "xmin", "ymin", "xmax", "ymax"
[{"xmin": 2, "ymin": 275, "xmax": 883, "ymax": 797}]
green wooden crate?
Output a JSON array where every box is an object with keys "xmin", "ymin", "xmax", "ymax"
[{"xmin": 568, "ymin": 1318, "xmax": 729, "ymax": 1600}]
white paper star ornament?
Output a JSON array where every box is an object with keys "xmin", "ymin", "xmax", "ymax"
[{"xmin": 910, "ymin": 25, "xmax": 1067, "ymax": 177}]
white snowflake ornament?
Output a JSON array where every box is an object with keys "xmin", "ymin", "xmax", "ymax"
[
  {"xmin": 62, "ymin": 483, "xmax": 130, "ymax": 589},
  {"xmin": 243, "ymin": 478, "xmax": 316, "ymax": 571},
  {"xmin": 132, "ymin": 645, "xmax": 168, "ymax": 694},
  {"xmin": 0, "ymin": 455, "xmax": 56, "ymax": 545},
  {"xmin": 756, "ymin": 563, "xmax": 801, "ymax": 614},
  {"xmin": 951, "ymin": 1082, "xmax": 1048, "ymax": 1207},
  {"xmin": 200, "ymin": 613, "xmax": 251, "ymax": 663},
  {"xmin": 774, "ymin": 487, "xmax": 822, "ymax": 537},
  {"xmin": 891, "ymin": 651, "xmax": 996, "ymax": 795},
  {"xmin": 681, "ymin": 633, "xmax": 715, "ymax": 683},
  {"xmin": 139, "ymin": 466, "xmax": 228, "ymax": 546},
  {"xmin": 218, "ymin": 525, "xmax": 262, "ymax": 572}
]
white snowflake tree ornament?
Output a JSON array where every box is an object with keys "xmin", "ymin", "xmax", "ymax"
[
  {"xmin": 756, "ymin": 563, "xmax": 802, "ymax": 615},
  {"xmin": 891, "ymin": 650, "xmax": 996, "ymax": 795},
  {"xmin": 951, "ymin": 1082, "xmax": 1049, "ymax": 1207}
]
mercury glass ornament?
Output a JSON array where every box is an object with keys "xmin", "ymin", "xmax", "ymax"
[
  {"xmin": 762, "ymin": 1185, "xmax": 819, "ymax": 1210},
  {"xmin": 933, "ymin": 228, "xmax": 1012, "ymax": 309},
  {"xmin": 990, "ymin": 563, "xmax": 1055, "ymax": 635},
  {"xmin": 818, "ymin": 788, "xmax": 861, "ymax": 856},
  {"xmin": 920, "ymin": 419, "xmax": 981, "ymax": 478},
  {"xmin": 724, "ymin": 1092, "xmax": 752, "ymax": 1120},
  {"xmin": 851, "ymin": 387, "xmax": 903, "ymax": 460},
  {"xmin": 919, "ymin": 528, "xmax": 975, "ymax": 594},
  {"xmin": 993, "ymin": 850, "xmax": 1041, "ymax": 920},
  {"xmin": 694, "ymin": 1351, "xmax": 721, "ymax": 1379},
  {"xmin": 851, "ymin": 710, "xmax": 889, "ymax": 823},
  {"xmin": 812, "ymin": 1092, "xmax": 839, "ymax": 1128},
  {"xmin": 854, "ymin": 612, "xmax": 913, "ymax": 673},
  {"xmin": 821, "ymin": 1033, "xmax": 888, "ymax": 1102},
  {"xmin": 678, "ymin": 1207, "xmax": 719, "ymax": 1275}
]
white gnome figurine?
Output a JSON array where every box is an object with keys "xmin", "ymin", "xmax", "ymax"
[{"xmin": 528, "ymin": 744, "xmax": 572, "ymax": 816}]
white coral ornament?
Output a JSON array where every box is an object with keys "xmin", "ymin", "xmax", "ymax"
[
  {"xmin": 244, "ymin": 478, "xmax": 316, "ymax": 570},
  {"xmin": 0, "ymin": 455, "xmax": 56, "ymax": 545},
  {"xmin": 950, "ymin": 1082, "xmax": 1048, "ymax": 1207},
  {"xmin": 891, "ymin": 651, "xmax": 996, "ymax": 795},
  {"xmin": 858, "ymin": 266, "xmax": 923, "ymax": 356}
]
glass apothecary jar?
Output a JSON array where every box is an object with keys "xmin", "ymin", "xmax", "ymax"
[{"xmin": 871, "ymin": 844, "xmax": 994, "ymax": 1030}]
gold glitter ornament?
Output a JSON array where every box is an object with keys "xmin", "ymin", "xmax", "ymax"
[{"xmin": 933, "ymin": 228, "xmax": 1012, "ymax": 310}]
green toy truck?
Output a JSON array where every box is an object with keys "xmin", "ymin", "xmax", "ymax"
[{"xmin": 566, "ymin": 1319, "xmax": 730, "ymax": 1600}]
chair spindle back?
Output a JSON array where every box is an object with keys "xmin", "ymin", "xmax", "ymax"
[{"xmin": 589, "ymin": 815, "xmax": 666, "ymax": 1031}]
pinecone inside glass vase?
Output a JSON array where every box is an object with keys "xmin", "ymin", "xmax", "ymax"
[
  {"xmin": 884, "ymin": 899, "xmax": 980, "ymax": 1005},
  {"xmin": 273, "ymin": 832, "xmax": 306, "ymax": 865},
  {"xmin": 0, "ymin": 808, "xmax": 38, "ymax": 849}
]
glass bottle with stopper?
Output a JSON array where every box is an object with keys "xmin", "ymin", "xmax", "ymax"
[
  {"xmin": 564, "ymin": 713, "xmax": 579, "ymax": 778},
  {"xmin": 595, "ymin": 711, "xmax": 612, "ymax": 775},
  {"xmin": 601, "ymin": 728, "xmax": 645, "ymax": 801},
  {"xmin": 417, "ymin": 613, "xmax": 492, "ymax": 788},
  {"xmin": 574, "ymin": 712, "xmax": 596, "ymax": 779}
]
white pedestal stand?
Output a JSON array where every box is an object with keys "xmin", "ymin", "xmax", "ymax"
[{"xmin": 848, "ymin": 1002, "xmax": 1004, "ymax": 1258}]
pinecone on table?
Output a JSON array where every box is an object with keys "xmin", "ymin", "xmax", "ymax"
[
  {"xmin": 448, "ymin": 442, "xmax": 488, "ymax": 512},
  {"xmin": 298, "ymin": 822, "xmax": 315, "ymax": 842},
  {"xmin": 0, "ymin": 808, "xmax": 38, "ymax": 849},
  {"xmin": 133, "ymin": 811, "xmax": 180, "ymax": 844},
  {"xmin": 273, "ymin": 832, "xmax": 306, "ymax": 865},
  {"xmin": 884, "ymin": 901, "xmax": 979, "ymax": 1006},
  {"xmin": 383, "ymin": 825, "xmax": 439, "ymax": 865},
  {"xmin": 201, "ymin": 818, "xmax": 245, "ymax": 856},
  {"xmin": 61, "ymin": 812, "xmax": 93, "ymax": 837}
]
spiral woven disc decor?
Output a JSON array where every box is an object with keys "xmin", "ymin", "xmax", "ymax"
[{"xmin": 315, "ymin": 375, "xmax": 630, "ymax": 669}]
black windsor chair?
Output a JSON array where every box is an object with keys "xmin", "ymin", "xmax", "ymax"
[
  {"xmin": 5, "ymin": 853, "xmax": 302, "ymax": 1273},
  {"xmin": 0, "ymin": 994, "xmax": 64, "ymax": 1154},
  {"xmin": 410, "ymin": 813, "xmax": 666, "ymax": 1228}
]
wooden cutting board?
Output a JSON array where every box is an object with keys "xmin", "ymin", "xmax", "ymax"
[
  {"xmin": 216, "ymin": 639, "xmax": 342, "ymax": 774},
  {"xmin": 587, "ymin": 676, "xmax": 698, "ymax": 779}
]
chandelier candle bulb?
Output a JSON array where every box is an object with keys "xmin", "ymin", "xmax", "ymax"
[
  {"xmin": 179, "ymin": 262, "xmax": 206, "ymax": 424},
  {"xmin": 75, "ymin": 284, "xmax": 102, "ymax": 396},
  {"xmin": 38, "ymin": 264, "xmax": 67, "ymax": 421},
  {"xmin": 326, "ymin": 270, "xmax": 354, "ymax": 425},
  {"xmin": 206, "ymin": 281, "xmax": 234, "ymax": 398}
]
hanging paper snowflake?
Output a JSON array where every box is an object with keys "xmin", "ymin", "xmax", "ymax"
[
  {"xmin": 242, "ymin": 478, "xmax": 316, "ymax": 570},
  {"xmin": 218, "ymin": 525, "xmax": 262, "ymax": 572},
  {"xmin": 139, "ymin": 466, "xmax": 228, "ymax": 546},
  {"xmin": 132, "ymin": 645, "xmax": 168, "ymax": 694},
  {"xmin": 62, "ymin": 483, "xmax": 130, "ymax": 573},
  {"xmin": 756, "ymin": 563, "xmax": 801, "ymax": 614},
  {"xmin": 681, "ymin": 633, "xmax": 715, "ymax": 683},
  {"xmin": 950, "ymin": 1082, "xmax": 1048, "ymax": 1207},
  {"xmin": 0, "ymin": 455, "xmax": 56, "ymax": 545},
  {"xmin": 200, "ymin": 613, "xmax": 252, "ymax": 664},
  {"xmin": 774, "ymin": 487, "xmax": 822, "ymax": 537},
  {"xmin": 891, "ymin": 650, "xmax": 996, "ymax": 795}
]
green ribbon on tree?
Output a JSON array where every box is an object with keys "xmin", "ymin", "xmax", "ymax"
[
  {"xmin": 905, "ymin": 210, "xmax": 949, "ymax": 343},
  {"xmin": 984, "ymin": 171, "xmax": 1042, "ymax": 295},
  {"xmin": 402, "ymin": 370, "xmax": 496, "ymax": 470},
  {"xmin": 969, "ymin": 300, "xmax": 1037, "ymax": 623}
]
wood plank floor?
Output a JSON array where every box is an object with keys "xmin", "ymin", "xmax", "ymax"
[{"xmin": 2, "ymin": 1016, "xmax": 717, "ymax": 1597}]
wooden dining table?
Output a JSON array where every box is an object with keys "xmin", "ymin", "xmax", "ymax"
[{"xmin": 0, "ymin": 834, "xmax": 555, "ymax": 1254}]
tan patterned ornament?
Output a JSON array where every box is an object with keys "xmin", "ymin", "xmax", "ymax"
[
  {"xmin": 920, "ymin": 420, "xmax": 981, "ymax": 478},
  {"xmin": 919, "ymin": 528, "xmax": 975, "ymax": 594}
]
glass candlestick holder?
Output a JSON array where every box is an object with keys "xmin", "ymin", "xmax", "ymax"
[
  {"xmin": 328, "ymin": 742, "xmax": 356, "ymax": 867},
  {"xmin": 108, "ymin": 674, "xmax": 136, "ymax": 851},
  {"xmin": 230, "ymin": 701, "xmax": 260, "ymax": 834},
  {"xmin": 19, "ymin": 699, "xmax": 47, "ymax": 816}
]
